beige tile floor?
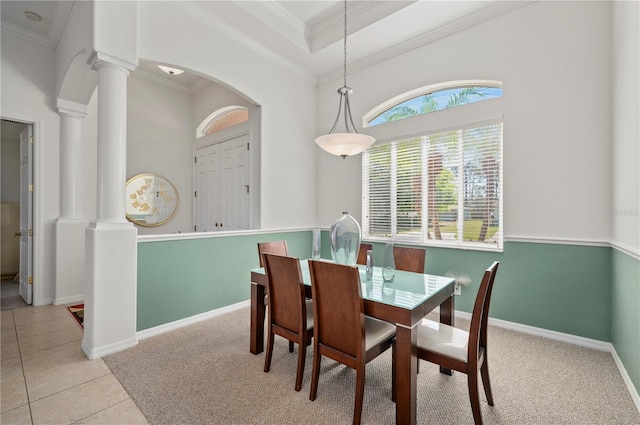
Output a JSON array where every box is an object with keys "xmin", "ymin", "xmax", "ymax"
[{"xmin": 1, "ymin": 305, "xmax": 148, "ymax": 425}]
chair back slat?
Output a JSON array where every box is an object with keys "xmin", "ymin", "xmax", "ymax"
[
  {"xmin": 257, "ymin": 240, "xmax": 288, "ymax": 267},
  {"xmin": 309, "ymin": 260, "xmax": 365, "ymax": 361},
  {"xmin": 263, "ymin": 253, "xmax": 306, "ymax": 335},
  {"xmin": 480, "ymin": 261, "xmax": 500, "ymax": 348},
  {"xmin": 467, "ymin": 261, "xmax": 499, "ymax": 364},
  {"xmin": 393, "ymin": 246, "xmax": 426, "ymax": 273}
]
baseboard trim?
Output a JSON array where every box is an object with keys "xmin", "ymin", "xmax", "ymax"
[
  {"xmin": 53, "ymin": 295, "xmax": 84, "ymax": 306},
  {"xmin": 611, "ymin": 345, "xmax": 640, "ymax": 413},
  {"xmin": 81, "ymin": 336, "xmax": 138, "ymax": 360},
  {"xmin": 455, "ymin": 309, "xmax": 639, "ymax": 414},
  {"xmin": 136, "ymin": 300, "xmax": 250, "ymax": 341}
]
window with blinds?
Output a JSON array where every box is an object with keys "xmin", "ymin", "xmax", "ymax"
[{"xmin": 363, "ymin": 121, "xmax": 503, "ymax": 251}]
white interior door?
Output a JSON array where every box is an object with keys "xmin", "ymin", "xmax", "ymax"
[
  {"xmin": 19, "ymin": 125, "xmax": 33, "ymax": 304},
  {"xmin": 195, "ymin": 134, "xmax": 250, "ymax": 232},
  {"xmin": 195, "ymin": 143, "xmax": 219, "ymax": 232},
  {"xmin": 220, "ymin": 135, "xmax": 250, "ymax": 230}
]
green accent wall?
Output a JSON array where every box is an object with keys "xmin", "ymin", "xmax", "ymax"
[
  {"xmin": 364, "ymin": 241, "xmax": 612, "ymax": 341},
  {"xmin": 611, "ymin": 249, "xmax": 640, "ymax": 392},
  {"xmin": 137, "ymin": 231, "xmax": 312, "ymax": 330}
]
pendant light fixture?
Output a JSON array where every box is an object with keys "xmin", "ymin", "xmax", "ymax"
[{"xmin": 315, "ymin": 0, "xmax": 375, "ymax": 159}]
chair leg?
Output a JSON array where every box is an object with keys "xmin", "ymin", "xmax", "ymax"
[
  {"xmin": 391, "ymin": 340, "xmax": 396, "ymax": 403},
  {"xmin": 263, "ymin": 328, "xmax": 274, "ymax": 373},
  {"xmin": 480, "ymin": 358, "xmax": 494, "ymax": 406},
  {"xmin": 289, "ymin": 340, "xmax": 294, "ymax": 353},
  {"xmin": 309, "ymin": 347, "xmax": 321, "ymax": 401},
  {"xmin": 295, "ymin": 340, "xmax": 306, "ymax": 392},
  {"xmin": 468, "ymin": 372, "xmax": 483, "ymax": 425},
  {"xmin": 353, "ymin": 365, "xmax": 365, "ymax": 425}
]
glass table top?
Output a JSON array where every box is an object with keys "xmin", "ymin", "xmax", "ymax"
[{"xmin": 252, "ymin": 259, "xmax": 455, "ymax": 311}]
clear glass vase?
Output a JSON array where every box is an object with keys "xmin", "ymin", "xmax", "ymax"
[
  {"xmin": 311, "ymin": 228, "xmax": 321, "ymax": 259},
  {"xmin": 330, "ymin": 212, "xmax": 362, "ymax": 266},
  {"xmin": 382, "ymin": 242, "xmax": 396, "ymax": 282}
]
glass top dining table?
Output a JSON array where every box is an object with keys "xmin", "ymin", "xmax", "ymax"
[{"xmin": 249, "ymin": 259, "xmax": 456, "ymax": 425}]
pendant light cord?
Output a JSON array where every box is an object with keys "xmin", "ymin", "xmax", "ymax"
[{"xmin": 343, "ymin": 0, "xmax": 348, "ymax": 88}]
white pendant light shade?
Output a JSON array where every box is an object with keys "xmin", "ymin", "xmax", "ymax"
[{"xmin": 315, "ymin": 133, "xmax": 375, "ymax": 159}]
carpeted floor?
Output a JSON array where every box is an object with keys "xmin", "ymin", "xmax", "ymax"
[{"xmin": 104, "ymin": 308, "xmax": 640, "ymax": 425}]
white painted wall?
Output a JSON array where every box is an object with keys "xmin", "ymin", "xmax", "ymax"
[
  {"xmin": 611, "ymin": 1, "xmax": 640, "ymax": 254},
  {"xmin": 316, "ymin": 1, "xmax": 615, "ymax": 244},
  {"xmin": 1, "ymin": 32, "xmax": 59, "ymax": 305},
  {"xmin": 127, "ymin": 74, "xmax": 193, "ymax": 234},
  {"xmin": 137, "ymin": 1, "xmax": 317, "ymax": 229}
]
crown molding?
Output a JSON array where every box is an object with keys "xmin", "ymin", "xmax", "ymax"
[
  {"xmin": 168, "ymin": 1, "xmax": 316, "ymax": 84},
  {"xmin": 0, "ymin": 1, "xmax": 72, "ymax": 49},
  {"xmin": 235, "ymin": 0, "xmax": 308, "ymax": 52},
  {"xmin": 189, "ymin": 78, "xmax": 214, "ymax": 95},
  {"xmin": 0, "ymin": 20, "xmax": 54, "ymax": 49},
  {"xmin": 132, "ymin": 68, "xmax": 191, "ymax": 95},
  {"xmin": 319, "ymin": 0, "xmax": 535, "ymax": 85},
  {"xmin": 50, "ymin": 1, "xmax": 73, "ymax": 48}
]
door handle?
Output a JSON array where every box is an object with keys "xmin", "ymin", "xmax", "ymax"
[{"xmin": 14, "ymin": 232, "xmax": 21, "ymax": 237}]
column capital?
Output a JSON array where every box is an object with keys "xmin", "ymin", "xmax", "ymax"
[
  {"xmin": 88, "ymin": 50, "xmax": 136, "ymax": 73},
  {"xmin": 56, "ymin": 99, "xmax": 88, "ymax": 120}
]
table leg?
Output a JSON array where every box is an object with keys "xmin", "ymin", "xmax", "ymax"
[
  {"xmin": 439, "ymin": 295, "xmax": 454, "ymax": 375},
  {"xmin": 395, "ymin": 324, "xmax": 417, "ymax": 425},
  {"xmin": 250, "ymin": 283, "xmax": 266, "ymax": 354}
]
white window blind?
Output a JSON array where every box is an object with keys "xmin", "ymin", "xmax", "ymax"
[{"xmin": 363, "ymin": 121, "xmax": 503, "ymax": 251}]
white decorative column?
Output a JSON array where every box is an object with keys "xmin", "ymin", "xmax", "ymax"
[
  {"xmin": 83, "ymin": 54, "xmax": 138, "ymax": 360},
  {"xmin": 55, "ymin": 100, "xmax": 89, "ymax": 305}
]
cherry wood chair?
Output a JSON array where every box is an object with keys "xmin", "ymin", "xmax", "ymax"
[
  {"xmin": 416, "ymin": 261, "xmax": 499, "ymax": 425},
  {"xmin": 356, "ymin": 243, "xmax": 373, "ymax": 265},
  {"xmin": 308, "ymin": 260, "xmax": 396, "ymax": 425},
  {"xmin": 393, "ymin": 246, "xmax": 426, "ymax": 273},
  {"xmin": 257, "ymin": 240, "xmax": 288, "ymax": 267},
  {"xmin": 262, "ymin": 253, "xmax": 314, "ymax": 392},
  {"xmin": 258, "ymin": 241, "xmax": 294, "ymax": 351}
]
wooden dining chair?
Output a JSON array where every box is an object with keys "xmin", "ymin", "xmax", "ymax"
[
  {"xmin": 258, "ymin": 241, "xmax": 294, "ymax": 351},
  {"xmin": 257, "ymin": 240, "xmax": 288, "ymax": 267},
  {"xmin": 262, "ymin": 253, "xmax": 314, "ymax": 392},
  {"xmin": 356, "ymin": 243, "xmax": 373, "ymax": 265},
  {"xmin": 393, "ymin": 246, "xmax": 426, "ymax": 273},
  {"xmin": 416, "ymin": 261, "xmax": 499, "ymax": 425},
  {"xmin": 308, "ymin": 260, "xmax": 396, "ymax": 425}
]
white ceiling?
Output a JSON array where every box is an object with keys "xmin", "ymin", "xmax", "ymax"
[{"xmin": 1, "ymin": 1, "xmax": 527, "ymax": 90}]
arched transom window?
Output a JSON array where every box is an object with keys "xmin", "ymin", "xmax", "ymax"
[
  {"xmin": 197, "ymin": 106, "xmax": 248, "ymax": 138},
  {"xmin": 364, "ymin": 80, "xmax": 502, "ymax": 127}
]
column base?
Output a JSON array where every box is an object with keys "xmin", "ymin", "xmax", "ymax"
[{"xmin": 82, "ymin": 225, "xmax": 138, "ymax": 359}]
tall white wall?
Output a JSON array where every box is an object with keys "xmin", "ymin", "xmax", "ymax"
[
  {"xmin": 316, "ymin": 1, "xmax": 614, "ymax": 244},
  {"xmin": 611, "ymin": 1, "xmax": 640, "ymax": 254},
  {"xmin": 126, "ymin": 74, "xmax": 193, "ymax": 234},
  {"xmin": 1, "ymin": 32, "xmax": 59, "ymax": 304},
  {"xmin": 137, "ymin": 1, "xmax": 317, "ymax": 229}
]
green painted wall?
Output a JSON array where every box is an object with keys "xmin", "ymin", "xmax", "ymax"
[
  {"xmin": 362, "ymin": 241, "xmax": 612, "ymax": 341},
  {"xmin": 139, "ymin": 234, "xmax": 612, "ymax": 341},
  {"xmin": 611, "ymin": 249, "xmax": 640, "ymax": 392},
  {"xmin": 137, "ymin": 231, "xmax": 312, "ymax": 330}
]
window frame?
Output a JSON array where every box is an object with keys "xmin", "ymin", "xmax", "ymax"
[{"xmin": 361, "ymin": 82, "xmax": 504, "ymax": 252}]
